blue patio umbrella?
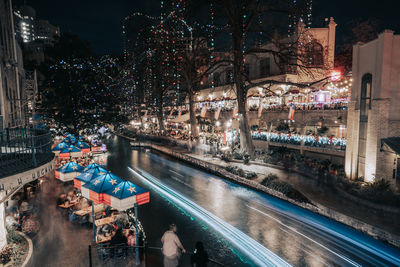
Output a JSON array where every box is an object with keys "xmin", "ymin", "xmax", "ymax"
[
  {"xmin": 52, "ymin": 142, "xmax": 68, "ymax": 152},
  {"xmin": 82, "ymin": 163, "xmax": 107, "ymax": 173},
  {"xmin": 74, "ymin": 167, "xmax": 108, "ymax": 189},
  {"xmin": 105, "ymin": 181, "xmax": 147, "ymax": 199},
  {"xmin": 55, "ymin": 161, "xmax": 84, "ymax": 182},
  {"xmin": 81, "ymin": 172, "xmax": 124, "ymax": 203},
  {"xmin": 77, "ymin": 141, "xmax": 90, "ymax": 149},
  {"xmin": 59, "ymin": 145, "xmax": 82, "ymax": 158}
]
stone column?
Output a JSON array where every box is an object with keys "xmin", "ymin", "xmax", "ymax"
[{"xmin": 0, "ymin": 192, "xmax": 7, "ymax": 250}]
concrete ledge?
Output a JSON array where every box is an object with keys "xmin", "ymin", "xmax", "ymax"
[
  {"xmin": 121, "ymin": 134, "xmax": 400, "ymax": 248},
  {"xmin": 18, "ymin": 231, "xmax": 33, "ymax": 267},
  {"xmin": 0, "ymin": 158, "xmax": 55, "ymax": 192},
  {"xmin": 233, "ymin": 158, "xmax": 400, "ymax": 214}
]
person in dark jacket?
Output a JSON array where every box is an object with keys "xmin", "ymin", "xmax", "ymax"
[
  {"xmin": 190, "ymin": 242, "xmax": 208, "ymax": 267},
  {"xmin": 110, "ymin": 228, "xmax": 127, "ymax": 246}
]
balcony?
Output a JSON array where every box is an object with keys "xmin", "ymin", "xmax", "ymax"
[{"xmin": 0, "ymin": 128, "xmax": 54, "ymax": 179}]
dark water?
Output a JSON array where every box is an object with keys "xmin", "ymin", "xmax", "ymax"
[{"xmin": 105, "ymin": 136, "xmax": 400, "ymax": 267}]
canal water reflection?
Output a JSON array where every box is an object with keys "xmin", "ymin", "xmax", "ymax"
[{"xmin": 105, "ymin": 135, "xmax": 400, "ymax": 267}]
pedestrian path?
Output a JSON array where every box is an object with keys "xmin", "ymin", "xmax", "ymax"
[{"xmin": 27, "ymin": 172, "xmax": 151, "ymax": 267}]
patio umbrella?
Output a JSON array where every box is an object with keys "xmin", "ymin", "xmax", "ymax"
[
  {"xmin": 82, "ymin": 163, "xmax": 107, "ymax": 173},
  {"xmin": 52, "ymin": 142, "xmax": 68, "ymax": 156},
  {"xmin": 55, "ymin": 161, "xmax": 84, "ymax": 182},
  {"xmin": 60, "ymin": 145, "xmax": 82, "ymax": 158},
  {"xmin": 103, "ymin": 181, "xmax": 149, "ymax": 211},
  {"xmin": 70, "ymin": 138, "xmax": 78, "ymax": 145},
  {"xmin": 81, "ymin": 172, "xmax": 123, "ymax": 203},
  {"xmin": 76, "ymin": 141, "xmax": 91, "ymax": 154},
  {"xmin": 74, "ymin": 166, "xmax": 108, "ymax": 190}
]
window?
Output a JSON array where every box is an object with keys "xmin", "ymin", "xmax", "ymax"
[
  {"xmin": 305, "ymin": 42, "xmax": 324, "ymax": 67},
  {"xmin": 360, "ymin": 73, "xmax": 372, "ymax": 116},
  {"xmin": 259, "ymin": 58, "xmax": 270, "ymax": 77}
]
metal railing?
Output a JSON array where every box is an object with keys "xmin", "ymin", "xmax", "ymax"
[
  {"xmin": 89, "ymin": 244, "xmax": 226, "ymax": 267},
  {"xmin": 0, "ymin": 128, "xmax": 53, "ymax": 178}
]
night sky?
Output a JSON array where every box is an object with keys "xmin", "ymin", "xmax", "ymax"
[{"xmin": 20, "ymin": 0, "xmax": 400, "ymax": 55}]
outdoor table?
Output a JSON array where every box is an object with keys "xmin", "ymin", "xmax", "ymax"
[
  {"xmin": 95, "ymin": 215, "xmax": 117, "ymax": 227},
  {"xmin": 74, "ymin": 204, "xmax": 105, "ymax": 216},
  {"xmin": 58, "ymin": 203, "xmax": 75, "ymax": 209}
]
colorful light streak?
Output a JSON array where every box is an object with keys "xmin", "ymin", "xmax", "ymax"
[{"xmin": 128, "ymin": 166, "xmax": 291, "ymax": 267}]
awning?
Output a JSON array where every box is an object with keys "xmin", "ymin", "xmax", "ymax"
[
  {"xmin": 170, "ymin": 113, "xmax": 190, "ymax": 123},
  {"xmin": 381, "ymin": 137, "xmax": 400, "ymax": 154}
]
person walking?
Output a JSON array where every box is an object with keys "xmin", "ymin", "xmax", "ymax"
[{"xmin": 161, "ymin": 223, "xmax": 186, "ymax": 267}]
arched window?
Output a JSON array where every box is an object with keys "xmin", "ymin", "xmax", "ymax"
[
  {"xmin": 305, "ymin": 42, "xmax": 324, "ymax": 67},
  {"xmin": 360, "ymin": 73, "xmax": 372, "ymax": 116}
]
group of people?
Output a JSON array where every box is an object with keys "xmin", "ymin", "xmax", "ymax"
[
  {"xmin": 252, "ymin": 131, "xmax": 346, "ymax": 150},
  {"xmin": 161, "ymin": 223, "xmax": 209, "ymax": 267},
  {"xmin": 5, "ymin": 182, "xmax": 41, "ymax": 235},
  {"xmin": 257, "ymin": 102, "xmax": 348, "ymax": 111},
  {"xmin": 96, "ymin": 223, "xmax": 136, "ymax": 246}
]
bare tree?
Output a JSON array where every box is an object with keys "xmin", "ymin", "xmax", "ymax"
[{"xmin": 209, "ymin": 0, "xmax": 331, "ymax": 157}]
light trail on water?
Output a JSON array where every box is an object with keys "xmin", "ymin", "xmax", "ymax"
[{"xmin": 128, "ymin": 166, "xmax": 291, "ymax": 267}]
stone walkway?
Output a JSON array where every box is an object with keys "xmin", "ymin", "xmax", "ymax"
[{"xmin": 27, "ymin": 172, "xmax": 151, "ymax": 267}]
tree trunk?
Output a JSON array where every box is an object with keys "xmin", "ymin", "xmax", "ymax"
[
  {"xmin": 157, "ymin": 104, "xmax": 165, "ymax": 135},
  {"xmin": 233, "ymin": 35, "xmax": 255, "ymax": 158},
  {"xmin": 188, "ymin": 85, "xmax": 199, "ymax": 139}
]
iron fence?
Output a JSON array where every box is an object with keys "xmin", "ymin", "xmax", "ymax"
[
  {"xmin": 0, "ymin": 128, "xmax": 53, "ymax": 178},
  {"xmin": 88, "ymin": 244, "xmax": 226, "ymax": 267}
]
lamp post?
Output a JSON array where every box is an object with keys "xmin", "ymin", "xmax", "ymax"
[{"xmin": 134, "ymin": 203, "xmax": 140, "ymax": 266}]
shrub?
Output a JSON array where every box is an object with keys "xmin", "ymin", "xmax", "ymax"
[
  {"xmin": 6, "ymin": 227, "xmax": 24, "ymax": 244},
  {"xmin": 261, "ymin": 173, "xmax": 278, "ymax": 186},
  {"xmin": 233, "ymin": 150, "xmax": 243, "ymax": 160},
  {"xmin": 245, "ymin": 172, "xmax": 257, "ymax": 179},
  {"xmin": 261, "ymin": 173, "xmax": 309, "ymax": 203},
  {"xmin": 0, "ymin": 246, "xmax": 13, "ymax": 264},
  {"xmin": 221, "ymin": 153, "xmax": 232, "ymax": 162},
  {"xmin": 225, "ymin": 166, "xmax": 256, "ymax": 179}
]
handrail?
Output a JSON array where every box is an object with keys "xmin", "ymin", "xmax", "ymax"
[{"xmin": 0, "ymin": 128, "xmax": 53, "ymax": 178}]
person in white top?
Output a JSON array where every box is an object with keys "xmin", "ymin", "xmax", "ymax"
[{"xmin": 161, "ymin": 223, "xmax": 186, "ymax": 267}]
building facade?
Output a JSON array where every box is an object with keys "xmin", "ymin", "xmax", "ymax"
[
  {"xmin": 345, "ymin": 30, "xmax": 400, "ymax": 188},
  {"xmin": 13, "ymin": 5, "xmax": 60, "ymax": 46},
  {"xmin": 0, "ymin": 0, "xmax": 26, "ymax": 129}
]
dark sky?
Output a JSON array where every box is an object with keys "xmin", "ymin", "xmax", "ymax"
[{"xmin": 20, "ymin": 0, "xmax": 400, "ymax": 55}]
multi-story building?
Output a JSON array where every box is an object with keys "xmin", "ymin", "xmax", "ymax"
[
  {"xmin": 13, "ymin": 4, "xmax": 36, "ymax": 43},
  {"xmin": 345, "ymin": 30, "xmax": 400, "ymax": 188},
  {"xmin": 13, "ymin": 5, "xmax": 60, "ymax": 47},
  {"xmin": 0, "ymin": 0, "xmax": 54, "ymax": 250},
  {"xmin": 35, "ymin": 19, "xmax": 60, "ymax": 46},
  {"xmin": 0, "ymin": 0, "xmax": 26, "ymax": 129}
]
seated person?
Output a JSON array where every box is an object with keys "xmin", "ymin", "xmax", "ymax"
[
  {"xmin": 6, "ymin": 212, "xmax": 20, "ymax": 229},
  {"xmin": 97, "ymin": 223, "xmax": 114, "ymax": 237},
  {"xmin": 56, "ymin": 194, "xmax": 68, "ymax": 206},
  {"xmin": 126, "ymin": 230, "xmax": 136, "ymax": 247},
  {"xmin": 110, "ymin": 228, "xmax": 127, "ymax": 246}
]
